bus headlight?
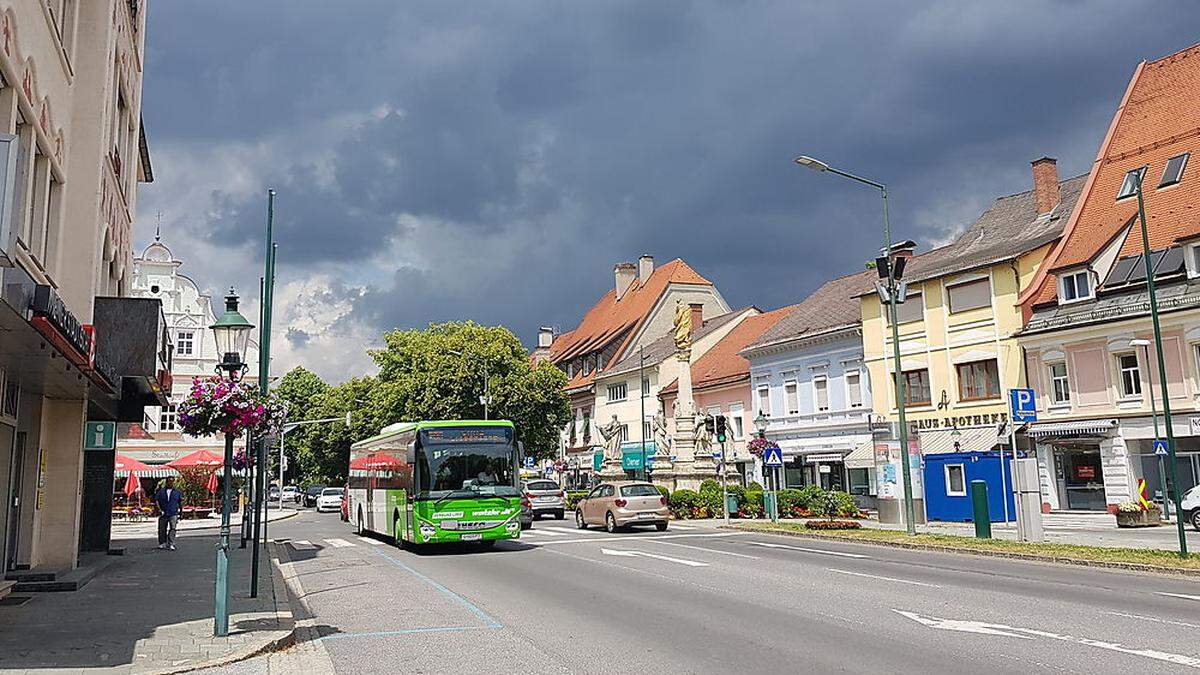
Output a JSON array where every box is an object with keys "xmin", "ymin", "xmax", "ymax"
[
  {"xmin": 419, "ymin": 524, "xmax": 436, "ymax": 541},
  {"xmin": 505, "ymin": 521, "xmax": 519, "ymax": 533}
]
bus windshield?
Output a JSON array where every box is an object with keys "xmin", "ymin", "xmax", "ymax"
[{"xmin": 416, "ymin": 443, "xmax": 518, "ymax": 499}]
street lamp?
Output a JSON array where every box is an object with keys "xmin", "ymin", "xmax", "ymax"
[
  {"xmin": 795, "ymin": 154, "xmax": 917, "ymax": 535},
  {"xmin": 754, "ymin": 410, "xmax": 768, "ymax": 439},
  {"xmin": 1132, "ymin": 172, "xmax": 1188, "ymax": 557},
  {"xmin": 210, "ymin": 288, "xmax": 253, "ymax": 637}
]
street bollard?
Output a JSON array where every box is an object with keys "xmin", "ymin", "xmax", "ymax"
[{"xmin": 971, "ymin": 479, "xmax": 991, "ymax": 539}]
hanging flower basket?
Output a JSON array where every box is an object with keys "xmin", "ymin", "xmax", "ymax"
[
  {"xmin": 231, "ymin": 450, "xmax": 254, "ymax": 471},
  {"xmin": 747, "ymin": 437, "xmax": 779, "ymax": 458},
  {"xmin": 177, "ymin": 376, "xmax": 285, "ymax": 438}
]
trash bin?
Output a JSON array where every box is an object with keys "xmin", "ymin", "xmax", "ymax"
[{"xmin": 726, "ymin": 495, "xmax": 738, "ymax": 517}]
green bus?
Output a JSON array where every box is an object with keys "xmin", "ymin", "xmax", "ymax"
[{"xmin": 347, "ymin": 420, "xmax": 523, "ymax": 547}]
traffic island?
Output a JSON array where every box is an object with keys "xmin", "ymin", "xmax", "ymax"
[{"xmin": 726, "ymin": 522, "xmax": 1200, "ymax": 576}]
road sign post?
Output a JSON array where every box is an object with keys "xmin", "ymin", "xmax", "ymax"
[
  {"xmin": 1005, "ymin": 389, "xmax": 1038, "ymax": 528},
  {"xmin": 763, "ymin": 447, "xmax": 783, "ymax": 522}
]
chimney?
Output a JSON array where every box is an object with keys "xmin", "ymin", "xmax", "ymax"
[
  {"xmin": 1031, "ymin": 157, "xmax": 1060, "ymax": 215},
  {"xmin": 689, "ymin": 303, "xmax": 704, "ymax": 334},
  {"xmin": 637, "ymin": 255, "xmax": 654, "ymax": 283},
  {"xmin": 537, "ymin": 326, "xmax": 554, "ymax": 349},
  {"xmin": 614, "ymin": 263, "xmax": 637, "ymax": 300}
]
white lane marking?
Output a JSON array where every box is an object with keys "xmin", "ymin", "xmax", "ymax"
[
  {"xmin": 749, "ymin": 541, "xmax": 868, "ymax": 559},
  {"xmin": 1107, "ymin": 611, "xmax": 1200, "ymax": 629},
  {"xmin": 325, "ymin": 538, "xmax": 355, "ymax": 548},
  {"xmin": 670, "ymin": 524, "xmax": 696, "ymax": 530},
  {"xmin": 1156, "ymin": 592, "xmax": 1200, "ymax": 602},
  {"xmin": 830, "ymin": 569, "xmax": 940, "ymax": 588},
  {"xmin": 896, "ymin": 609, "xmax": 1200, "ymax": 668},
  {"xmin": 601, "ymin": 547, "xmax": 709, "ymax": 567},
  {"xmin": 525, "ymin": 529, "xmax": 565, "ymax": 537},
  {"xmin": 642, "ymin": 538, "xmax": 760, "ymax": 559},
  {"xmin": 289, "ymin": 539, "xmax": 315, "ymax": 550},
  {"xmin": 543, "ymin": 527, "xmax": 584, "ymax": 535},
  {"xmin": 356, "ymin": 537, "xmax": 384, "ymax": 546},
  {"xmin": 531, "ymin": 532, "xmax": 746, "ymax": 546}
]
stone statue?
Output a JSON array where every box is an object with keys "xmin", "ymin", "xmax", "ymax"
[
  {"xmin": 673, "ymin": 299, "xmax": 692, "ymax": 353},
  {"xmin": 652, "ymin": 411, "xmax": 671, "ymax": 456},
  {"xmin": 693, "ymin": 412, "xmax": 713, "ymax": 457},
  {"xmin": 597, "ymin": 414, "xmax": 624, "ymax": 462}
]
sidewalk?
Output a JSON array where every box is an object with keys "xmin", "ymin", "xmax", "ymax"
[
  {"xmin": 0, "ymin": 529, "xmax": 294, "ymax": 674},
  {"xmin": 110, "ymin": 508, "xmax": 297, "ymax": 541}
]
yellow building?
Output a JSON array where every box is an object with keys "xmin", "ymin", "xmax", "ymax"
[{"xmin": 861, "ymin": 162, "xmax": 1084, "ymax": 458}]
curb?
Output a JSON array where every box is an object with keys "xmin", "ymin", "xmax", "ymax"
[
  {"xmin": 159, "ymin": 543, "xmax": 298, "ymax": 675},
  {"xmin": 723, "ymin": 524, "xmax": 1200, "ymax": 578}
]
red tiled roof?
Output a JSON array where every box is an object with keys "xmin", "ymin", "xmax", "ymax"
[
  {"xmin": 548, "ymin": 259, "xmax": 713, "ymax": 390},
  {"xmin": 659, "ymin": 305, "xmax": 797, "ymax": 395},
  {"xmin": 1024, "ymin": 44, "xmax": 1200, "ymax": 306}
]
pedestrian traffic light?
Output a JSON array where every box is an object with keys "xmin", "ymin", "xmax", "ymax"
[
  {"xmin": 704, "ymin": 415, "xmax": 715, "ymax": 435},
  {"xmin": 715, "ymin": 415, "xmax": 727, "ymax": 443}
]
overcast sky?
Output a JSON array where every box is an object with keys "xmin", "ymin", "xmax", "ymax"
[{"xmin": 136, "ymin": 1, "xmax": 1200, "ymax": 382}]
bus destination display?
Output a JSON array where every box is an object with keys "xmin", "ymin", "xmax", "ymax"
[{"xmin": 422, "ymin": 427, "xmax": 511, "ymax": 445}]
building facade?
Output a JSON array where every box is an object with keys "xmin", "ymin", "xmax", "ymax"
[
  {"xmin": 116, "ymin": 237, "xmax": 260, "ymax": 466},
  {"xmin": 1019, "ymin": 44, "xmax": 1200, "ymax": 513},
  {"xmin": 0, "ymin": 0, "xmax": 157, "ymax": 576},
  {"xmin": 861, "ymin": 161, "xmax": 1084, "ymax": 520}
]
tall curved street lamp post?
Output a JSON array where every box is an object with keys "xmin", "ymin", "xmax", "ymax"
[
  {"xmin": 794, "ymin": 155, "xmax": 917, "ymax": 535},
  {"xmin": 210, "ymin": 289, "xmax": 254, "ymax": 637}
]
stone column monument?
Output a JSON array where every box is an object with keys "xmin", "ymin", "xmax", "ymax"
[{"xmin": 652, "ymin": 300, "xmax": 718, "ymax": 491}]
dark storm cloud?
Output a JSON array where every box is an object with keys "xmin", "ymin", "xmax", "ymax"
[{"xmin": 136, "ymin": 1, "xmax": 1200, "ymax": 376}]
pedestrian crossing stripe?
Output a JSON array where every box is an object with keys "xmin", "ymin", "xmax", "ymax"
[
  {"xmin": 357, "ymin": 537, "xmax": 384, "ymax": 546},
  {"xmin": 671, "ymin": 524, "xmax": 696, "ymax": 530},
  {"xmin": 325, "ymin": 538, "xmax": 355, "ymax": 548},
  {"xmin": 524, "ymin": 529, "xmax": 565, "ymax": 537},
  {"xmin": 289, "ymin": 539, "xmax": 316, "ymax": 550},
  {"xmin": 544, "ymin": 527, "xmax": 582, "ymax": 535}
]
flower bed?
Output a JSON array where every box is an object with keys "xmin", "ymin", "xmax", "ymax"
[{"xmin": 803, "ymin": 519, "xmax": 862, "ymax": 530}]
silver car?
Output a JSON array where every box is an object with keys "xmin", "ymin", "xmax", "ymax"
[{"xmin": 523, "ymin": 479, "xmax": 566, "ymax": 520}]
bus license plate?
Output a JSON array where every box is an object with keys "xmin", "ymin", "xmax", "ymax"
[{"xmin": 460, "ymin": 533, "xmax": 482, "ymax": 541}]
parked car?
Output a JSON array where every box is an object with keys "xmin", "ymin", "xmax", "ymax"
[
  {"xmin": 519, "ymin": 494, "xmax": 534, "ymax": 530},
  {"xmin": 303, "ymin": 485, "xmax": 326, "ymax": 508},
  {"xmin": 522, "ymin": 479, "xmax": 565, "ymax": 520},
  {"xmin": 1183, "ymin": 484, "xmax": 1200, "ymax": 531},
  {"xmin": 316, "ymin": 487, "xmax": 344, "ymax": 513},
  {"xmin": 574, "ymin": 482, "xmax": 669, "ymax": 533},
  {"xmin": 281, "ymin": 486, "xmax": 301, "ymax": 504},
  {"xmin": 267, "ymin": 485, "xmax": 280, "ymax": 501}
]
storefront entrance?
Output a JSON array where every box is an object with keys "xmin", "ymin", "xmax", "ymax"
[
  {"xmin": 0, "ymin": 423, "xmax": 15, "ymax": 572},
  {"xmin": 1055, "ymin": 446, "xmax": 1106, "ymax": 511}
]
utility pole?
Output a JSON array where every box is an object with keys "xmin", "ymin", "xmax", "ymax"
[{"xmin": 639, "ymin": 346, "xmax": 646, "ymax": 482}]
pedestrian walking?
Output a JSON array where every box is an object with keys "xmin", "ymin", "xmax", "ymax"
[{"xmin": 155, "ymin": 477, "xmax": 183, "ymax": 550}]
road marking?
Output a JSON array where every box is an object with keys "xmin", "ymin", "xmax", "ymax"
[
  {"xmin": 289, "ymin": 539, "xmax": 316, "ymax": 550},
  {"xmin": 643, "ymin": 539, "xmax": 760, "ymax": 559},
  {"xmin": 372, "ymin": 550, "xmax": 502, "ymax": 629},
  {"xmin": 895, "ymin": 609, "xmax": 1200, "ymax": 668},
  {"xmin": 543, "ymin": 527, "xmax": 583, "ymax": 535},
  {"xmin": 1107, "ymin": 611, "xmax": 1200, "ymax": 629},
  {"xmin": 601, "ymin": 547, "xmax": 709, "ymax": 567},
  {"xmin": 1156, "ymin": 591, "xmax": 1200, "ymax": 602},
  {"xmin": 320, "ymin": 625, "xmax": 499, "ymax": 642},
  {"xmin": 325, "ymin": 538, "xmax": 355, "ymax": 548},
  {"xmin": 670, "ymin": 524, "xmax": 696, "ymax": 530},
  {"xmin": 356, "ymin": 537, "xmax": 384, "ymax": 546},
  {"xmin": 525, "ymin": 529, "xmax": 565, "ymax": 537},
  {"xmin": 530, "ymin": 531, "xmax": 746, "ymax": 546},
  {"xmin": 830, "ymin": 569, "xmax": 940, "ymax": 588},
  {"xmin": 749, "ymin": 541, "xmax": 868, "ymax": 559}
]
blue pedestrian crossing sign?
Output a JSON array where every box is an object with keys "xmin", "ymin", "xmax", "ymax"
[
  {"xmin": 763, "ymin": 446, "xmax": 784, "ymax": 468},
  {"xmin": 1009, "ymin": 388, "xmax": 1038, "ymax": 423},
  {"xmin": 1154, "ymin": 439, "xmax": 1169, "ymax": 456}
]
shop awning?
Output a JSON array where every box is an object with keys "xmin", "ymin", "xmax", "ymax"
[
  {"xmin": 917, "ymin": 425, "xmax": 1003, "ymax": 455},
  {"xmin": 1026, "ymin": 419, "xmax": 1117, "ymax": 438},
  {"xmin": 114, "ymin": 453, "xmax": 178, "ymax": 478},
  {"xmin": 844, "ymin": 440, "xmax": 876, "ymax": 469}
]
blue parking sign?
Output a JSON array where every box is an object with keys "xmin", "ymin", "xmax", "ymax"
[
  {"xmin": 1009, "ymin": 388, "xmax": 1037, "ymax": 423},
  {"xmin": 763, "ymin": 446, "xmax": 784, "ymax": 468}
]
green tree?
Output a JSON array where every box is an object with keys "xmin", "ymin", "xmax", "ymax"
[
  {"xmin": 274, "ymin": 366, "xmax": 329, "ymax": 421},
  {"xmin": 299, "ymin": 376, "xmax": 379, "ymax": 484}
]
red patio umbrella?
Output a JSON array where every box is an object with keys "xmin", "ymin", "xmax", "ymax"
[
  {"xmin": 166, "ymin": 449, "xmax": 225, "ymax": 469},
  {"xmin": 114, "ymin": 453, "xmax": 155, "ymax": 475},
  {"xmin": 123, "ymin": 472, "xmax": 142, "ymax": 498},
  {"xmin": 206, "ymin": 470, "xmax": 220, "ymax": 509}
]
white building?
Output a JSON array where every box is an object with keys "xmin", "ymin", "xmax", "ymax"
[{"xmin": 116, "ymin": 237, "xmax": 260, "ymax": 465}]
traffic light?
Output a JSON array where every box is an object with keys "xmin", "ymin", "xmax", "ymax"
[
  {"xmin": 704, "ymin": 415, "xmax": 715, "ymax": 436},
  {"xmin": 715, "ymin": 415, "xmax": 727, "ymax": 443}
]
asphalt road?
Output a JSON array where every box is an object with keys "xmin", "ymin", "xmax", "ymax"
[{"xmin": 261, "ymin": 508, "xmax": 1200, "ymax": 674}]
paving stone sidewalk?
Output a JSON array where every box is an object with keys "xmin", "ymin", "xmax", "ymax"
[{"xmin": 0, "ymin": 528, "xmax": 294, "ymax": 674}]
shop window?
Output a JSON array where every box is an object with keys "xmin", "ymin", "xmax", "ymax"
[
  {"xmin": 945, "ymin": 464, "xmax": 967, "ymax": 497},
  {"xmin": 1049, "ymin": 361, "xmax": 1070, "ymax": 404},
  {"xmin": 896, "ymin": 369, "xmax": 931, "ymax": 407},
  {"xmin": 956, "ymin": 359, "xmax": 1001, "ymax": 401},
  {"xmin": 1117, "ymin": 353, "xmax": 1142, "ymax": 398}
]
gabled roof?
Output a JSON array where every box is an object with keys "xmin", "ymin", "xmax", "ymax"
[
  {"xmin": 1025, "ymin": 44, "xmax": 1200, "ymax": 306},
  {"xmin": 548, "ymin": 259, "xmax": 714, "ymax": 390},
  {"xmin": 602, "ymin": 308, "xmax": 748, "ymax": 379},
  {"xmin": 660, "ymin": 305, "xmax": 796, "ymax": 395},
  {"xmin": 743, "ymin": 270, "xmax": 876, "ymax": 353}
]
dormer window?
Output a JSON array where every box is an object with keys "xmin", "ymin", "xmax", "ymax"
[
  {"xmin": 1116, "ymin": 166, "xmax": 1147, "ymax": 200},
  {"xmin": 1059, "ymin": 269, "xmax": 1093, "ymax": 303},
  {"xmin": 1159, "ymin": 152, "xmax": 1189, "ymax": 188}
]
